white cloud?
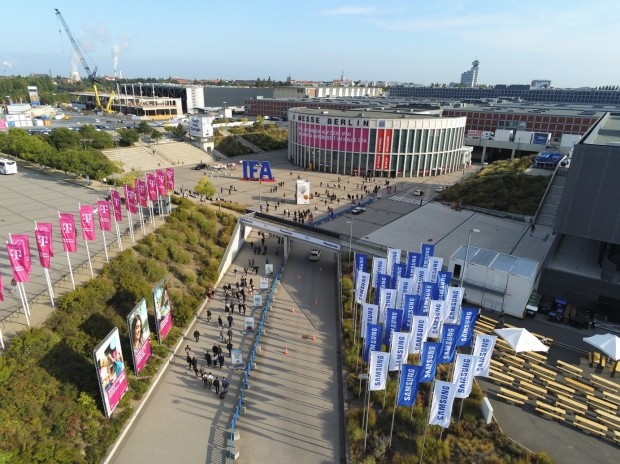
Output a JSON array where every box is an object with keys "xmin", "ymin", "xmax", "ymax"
[{"xmin": 319, "ymin": 6, "xmax": 376, "ymax": 16}]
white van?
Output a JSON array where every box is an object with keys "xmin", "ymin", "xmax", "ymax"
[{"xmin": 0, "ymin": 158, "xmax": 17, "ymax": 174}]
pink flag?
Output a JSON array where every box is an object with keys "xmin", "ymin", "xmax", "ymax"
[
  {"xmin": 0, "ymin": 271, "xmax": 4, "ymax": 301},
  {"xmin": 79, "ymin": 205, "xmax": 96, "ymax": 241},
  {"xmin": 110, "ymin": 190, "xmax": 123, "ymax": 222},
  {"xmin": 97, "ymin": 200, "xmax": 112, "ymax": 231},
  {"xmin": 136, "ymin": 179, "xmax": 148, "ymax": 208},
  {"xmin": 165, "ymin": 167, "xmax": 174, "ymax": 192},
  {"xmin": 156, "ymin": 170, "xmax": 167, "ymax": 196},
  {"xmin": 125, "ymin": 185, "xmax": 138, "ymax": 214},
  {"xmin": 11, "ymin": 234, "xmax": 32, "ymax": 274},
  {"xmin": 59, "ymin": 212, "xmax": 77, "ymax": 252},
  {"xmin": 146, "ymin": 174, "xmax": 158, "ymax": 201},
  {"xmin": 7, "ymin": 242, "xmax": 30, "ymax": 283},
  {"xmin": 34, "ymin": 223, "xmax": 54, "ymax": 268}
]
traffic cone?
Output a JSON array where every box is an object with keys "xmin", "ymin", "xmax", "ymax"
[{"xmin": 284, "ymin": 348, "xmax": 288, "ymax": 355}]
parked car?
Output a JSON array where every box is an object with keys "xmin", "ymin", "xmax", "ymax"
[
  {"xmin": 413, "ymin": 190, "xmax": 424, "ymax": 196},
  {"xmin": 309, "ymin": 249, "xmax": 322, "ymax": 261},
  {"xmin": 194, "ymin": 163, "xmax": 207, "ymax": 170},
  {"xmin": 435, "ymin": 186, "xmax": 446, "ymax": 193},
  {"xmin": 351, "ymin": 207, "xmax": 366, "ymax": 215}
]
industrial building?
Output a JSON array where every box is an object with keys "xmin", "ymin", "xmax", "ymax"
[
  {"xmin": 460, "ymin": 60, "xmax": 480, "ymax": 88},
  {"xmin": 287, "ymin": 107, "xmax": 469, "ymax": 178},
  {"xmin": 538, "ymin": 112, "xmax": 620, "ymax": 321}
]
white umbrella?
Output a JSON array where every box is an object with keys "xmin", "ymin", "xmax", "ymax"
[
  {"xmin": 583, "ymin": 333, "xmax": 620, "ymax": 361},
  {"xmin": 494, "ymin": 328, "xmax": 549, "ymax": 353}
]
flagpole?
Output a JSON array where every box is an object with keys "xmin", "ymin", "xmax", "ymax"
[
  {"xmin": 7, "ymin": 234, "xmax": 31, "ymax": 316},
  {"xmin": 34, "ymin": 221, "xmax": 55, "ymax": 306},
  {"xmin": 58, "ymin": 213, "xmax": 76, "ymax": 290},
  {"xmin": 363, "ymin": 361, "xmax": 372, "ymax": 453},
  {"xmin": 128, "ymin": 211, "xmax": 136, "ymax": 244},
  {"xmin": 389, "ymin": 366, "xmax": 403, "ymax": 447},
  {"xmin": 419, "ymin": 380, "xmax": 436, "ymax": 464},
  {"xmin": 0, "ymin": 329, "xmax": 4, "ymax": 349},
  {"xmin": 110, "ymin": 189, "xmax": 123, "ymax": 251},
  {"xmin": 101, "ymin": 229, "xmax": 109, "ymax": 262},
  {"xmin": 6, "ymin": 239, "xmax": 30, "ymax": 326}
]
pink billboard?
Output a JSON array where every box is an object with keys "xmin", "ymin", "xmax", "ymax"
[
  {"xmin": 153, "ymin": 277, "xmax": 172, "ymax": 341},
  {"xmin": 297, "ymin": 123, "xmax": 369, "ymax": 152},
  {"xmin": 127, "ymin": 298, "xmax": 152, "ymax": 375}
]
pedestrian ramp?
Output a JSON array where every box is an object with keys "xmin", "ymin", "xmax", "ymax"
[{"xmin": 390, "ymin": 195, "xmax": 423, "ymax": 205}]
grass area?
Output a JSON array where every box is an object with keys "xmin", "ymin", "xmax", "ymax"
[
  {"xmin": 340, "ymin": 264, "xmax": 554, "ymax": 464},
  {"xmin": 214, "ymin": 122, "xmax": 288, "ymax": 156},
  {"xmin": 0, "ymin": 198, "xmax": 235, "ymax": 463},
  {"xmin": 437, "ymin": 156, "xmax": 551, "ymax": 215}
]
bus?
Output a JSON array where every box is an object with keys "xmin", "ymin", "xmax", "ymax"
[{"xmin": 0, "ymin": 158, "xmax": 17, "ymax": 174}]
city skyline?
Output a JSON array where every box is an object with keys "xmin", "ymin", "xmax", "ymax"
[{"xmin": 1, "ymin": 0, "xmax": 618, "ymax": 88}]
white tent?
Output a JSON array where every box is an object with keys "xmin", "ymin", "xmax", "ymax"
[
  {"xmin": 583, "ymin": 333, "xmax": 620, "ymax": 361},
  {"xmin": 494, "ymin": 328, "xmax": 549, "ymax": 353}
]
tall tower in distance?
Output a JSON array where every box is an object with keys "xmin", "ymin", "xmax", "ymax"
[{"xmin": 460, "ymin": 60, "xmax": 480, "ymax": 87}]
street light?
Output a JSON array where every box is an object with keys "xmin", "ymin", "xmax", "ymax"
[
  {"xmin": 346, "ymin": 220, "xmax": 353, "ymax": 263},
  {"xmin": 462, "ymin": 228, "xmax": 480, "ymax": 286}
]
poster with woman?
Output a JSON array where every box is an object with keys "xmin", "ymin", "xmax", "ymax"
[
  {"xmin": 126, "ymin": 298, "xmax": 152, "ymax": 374},
  {"xmin": 93, "ymin": 328, "xmax": 128, "ymax": 417},
  {"xmin": 153, "ymin": 277, "xmax": 172, "ymax": 341}
]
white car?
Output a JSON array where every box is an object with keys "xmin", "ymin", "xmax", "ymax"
[
  {"xmin": 309, "ymin": 249, "xmax": 322, "ymax": 261},
  {"xmin": 413, "ymin": 190, "xmax": 424, "ymax": 196},
  {"xmin": 435, "ymin": 186, "xmax": 446, "ymax": 193}
]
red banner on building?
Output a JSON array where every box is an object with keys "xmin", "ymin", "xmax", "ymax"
[{"xmin": 34, "ymin": 223, "xmax": 54, "ymax": 268}]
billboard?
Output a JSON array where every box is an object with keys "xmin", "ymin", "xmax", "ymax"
[
  {"xmin": 153, "ymin": 277, "xmax": 172, "ymax": 341},
  {"xmin": 297, "ymin": 123, "xmax": 370, "ymax": 152},
  {"xmin": 296, "ymin": 179, "xmax": 310, "ymax": 205},
  {"xmin": 188, "ymin": 115, "xmax": 214, "ymax": 138},
  {"xmin": 93, "ymin": 327, "xmax": 128, "ymax": 417},
  {"xmin": 126, "ymin": 298, "xmax": 152, "ymax": 374},
  {"xmin": 27, "ymin": 86, "xmax": 40, "ymax": 106}
]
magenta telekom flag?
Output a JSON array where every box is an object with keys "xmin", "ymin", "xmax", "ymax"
[
  {"xmin": 79, "ymin": 205, "xmax": 96, "ymax": 241},
  {"xmin": 125, "ymin": 185, "xmax": 138, "ymax": 214},
  {"xmin": 110, "ymin": 190, "xmax": 123, "ymax": 222},
  {"xmin": 7, "ymin": 242, "xmax": 30, "ymax": 283},
  {"xmin": 97, "ymin": 200, "xmax": 112, "ymax": 231},
  {"xmin": 0, "ymin": 271, "xmax": 4, "ymax": 301},
  {"xmin": 165, "ymin": 167, "xmax": 174, "ymax": 192},
  {"xmin": 34, "ymin": 222, "xmax": 54, "ymax": 268},
  {"xmin": 156, "ymin": 170, "xmax": 167, "ymax": 196},
  {"xmin": 136, "ymin": 179, "xmax": 148, "ymax": 208},
  {"xmin": 10, "ymin": 234, "xmax": 32, "ymax": 274},
  {"xmin": 146, "ymin": 174, "xmax": 158, "ymax": 201},
  {"xmin": 59, "ymin": 212, "xmax": 78, "ymax": 252}
]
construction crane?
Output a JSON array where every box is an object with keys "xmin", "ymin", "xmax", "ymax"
[{"xmin": 55, "ymin": 8, "xmax": 115, "ymax": 113}]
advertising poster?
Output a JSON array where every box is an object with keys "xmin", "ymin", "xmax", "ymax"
[
  {"xmin": 265, "ymin": 263, "xmax": 273, "ymax": 276},
  {"xmin": 259, "ymin": 277, "xmax": 269, "ymax": 289},
  {"xmin": 126, "ymin": 298, "xmax": 152, "ymax": 374},
  {"xmin": 93, "ymin": 327, "xmax": 128, "ymax": 417},
  {"xmin": 231, "ymin": 348, "xmax": 244, "ymax": 369},
  {"xmin": 244, "ymin": 316, "xmax": 255, "ymax": 331},
  {"xmin": 296, "ymin": 179, "xmax": 310, "ymax": 205},
  {"xmin": 253, "ymin": 294, "xmax": 263, "ymax": 308},
  {"xmin": 153, "ymin": 277, "xmax": 172, "ymax": 341}
]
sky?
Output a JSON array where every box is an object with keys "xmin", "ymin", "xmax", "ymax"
[{"xmin": 1, "ymin": 0, "xmax": 618, "ymax": 88}]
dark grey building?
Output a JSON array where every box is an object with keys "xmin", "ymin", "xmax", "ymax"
[
  {"xmin": 539, "ymin": 113, "xmax": 620, "ymax": 321},
  {"xmin": 389, "ymin": 86, "xmax": 620, "ymax": 105}
]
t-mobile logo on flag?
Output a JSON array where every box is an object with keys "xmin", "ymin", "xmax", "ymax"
[
  {"xmin": 97, "ymin": 200, "xmax": 112, "ymax": 231},
  {"xmin": 35, "ymin": 223, "xmax": 54, "ymax": 268},
  {"xmin": 59, "ymin": 213, "xmax": 77, "ymax": 252},
  {"xmin": 110, "ymin": 191, "xmax": 123, "ymax": 222},
  {"xmin": 146, "ymin": 174, "xmax": 158, "ymax": 201},
  {"xmin": 156, "ymin": 170, "xmax": 167, "ymax": 196},
  {"xmin": 165, "ymin": 167, "xmax": 175, "ymax": 192},
  {"xmin": 7, "ymin": 242, "xmax": 29, "ymax": 282},
  {"xmin": 136, "ymin": 179, "xmax": 148, "ymax": 207},
  {"xmin": 79, "ymin": 205, "xmax": 96, "ymax": 241}
]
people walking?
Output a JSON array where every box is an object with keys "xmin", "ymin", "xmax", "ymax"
[
  {"xmin": 186, "ymin": 353, "xmax": 192, "ymax": 370},
  {"xmin": 204, "ymin": 351, "xmax": 212, "ymax": 367},
  {"xmin": 193, "ymin": 330, "xmax": 200, "ymax": 342},
  {"xmin": 218, "ymin": 315, "xmax": 223, "ymax": 329},
  {"xmin": 191, "ymin": 357, "xmax": 199, "ymax": 378},
  {"xmin": 227, "ymin": 314, "xmax": 234, "ymax": 328},
  {"xmin": 222, "ymin": 377, "xmax": 229, "ymax": 393},
  {"xmin": 218, "ymin": 353, "xmax": 225, "ymax": 369},
  {"xmin": 185, "ymin": 344, "xmax": 191, "ymax": 355},
  {"xmin": 227, "ymin": 328, "xmax": 233, "ymax": 342},
  {"xmin": 226, "ymin": 341, "xmax": 233, "ymax": 357},
  {"xmin": 207, "ymin": 372, "xmax": 214, "ymax": 389},
  {"xmin": 202, "ymin": 371, "xmax": 209, "ymax": 389},
  {"xmin": 213, "ymin": 376, "xmax": 220, "ymax": 394},
  {"xmin": 206, "ymin": 309, "xmax": 212, "ymax": 322}
]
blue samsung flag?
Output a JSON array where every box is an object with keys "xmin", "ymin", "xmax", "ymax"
[
  {"xmin": 374, "ymin": 273, "xmax": 392, "ymax": 304},
  {"xmin": 420, "ymin": 282, "xmax": 437, "ymax": 316},
  {"xmin": 392, "ymin": 263, "xmax": 406, "ymax": 283},
  {"xmin": 401, "ymin": 295, "xmax": 417, "ymax": 331},
  {"xmin": 406, "ymin": 252, "xmax": 421, "ymax": 278},
  {"xmin": 420, "ymin": 243, "xmax": 435, "ymax": 268},
  {"xmin": 354, "ymin": 253, "xmax": 368, "ymax": 281},
  {"xmin": 419, "ymin": 341, "xmax": 441, "ymax": 382},
  {"xmin": 456, "ymin": 307, "xmax": 479, "ymax": 347},
  {"xmin": 405, "ymin": 294, "xmax": 421, "ymax": 318},
  {"xmin": 438, "ymin": 324, "xmax": 459, "ymax": 363},
  {"xmin": 397, "ymin": 365, "xmax": 421, "ymax": 406},
  {"xmin": 364, "ymin": 323, "xmax": 383, "ymax": 362},
  {"xmin": 437, "ymin": 271, "xmax": 452, "ymax": 300},
  {"xmin": 383, "ymin": 308, "xmax": 403, "ymax": 347}
]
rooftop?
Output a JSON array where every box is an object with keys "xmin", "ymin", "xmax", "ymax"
[{"xmin": 583, "ymin": 113, "xmax": 620, "ymax": 146}]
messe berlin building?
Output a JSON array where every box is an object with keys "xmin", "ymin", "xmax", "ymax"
[{"xmin": 287, "ymin": 108, "xmax": 469, "ymax": 177}]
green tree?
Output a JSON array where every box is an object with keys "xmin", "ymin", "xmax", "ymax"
[
  {"xmin": 195, "ymin": 178, "xmax": 216, "ymax": 198},
  {"xmin": 172, "ymin": 124, "xmax": 187, "ymax": 139},
  {"xmin": 116, "ymin": 128, "xmax": 140, "ymax": 146},
  {"xmin": 151, "ymin": 130, "xmax": 163, "ymax": 143},
  {"xmin": 136, "ymin": 121, "xmax": 152, "ymax": 134},
  {"xmin": 47, "ymin": 127, "xmax": 81, "ymax": 151}
]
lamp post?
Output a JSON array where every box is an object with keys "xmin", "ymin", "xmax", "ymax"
[
  {"xmin": 346, "ymin": 220, "xmax": 353, "ymax": 263},
  {"xmin": 462, "ymin": 228, "xmax": 480, "ymax": 286}
]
